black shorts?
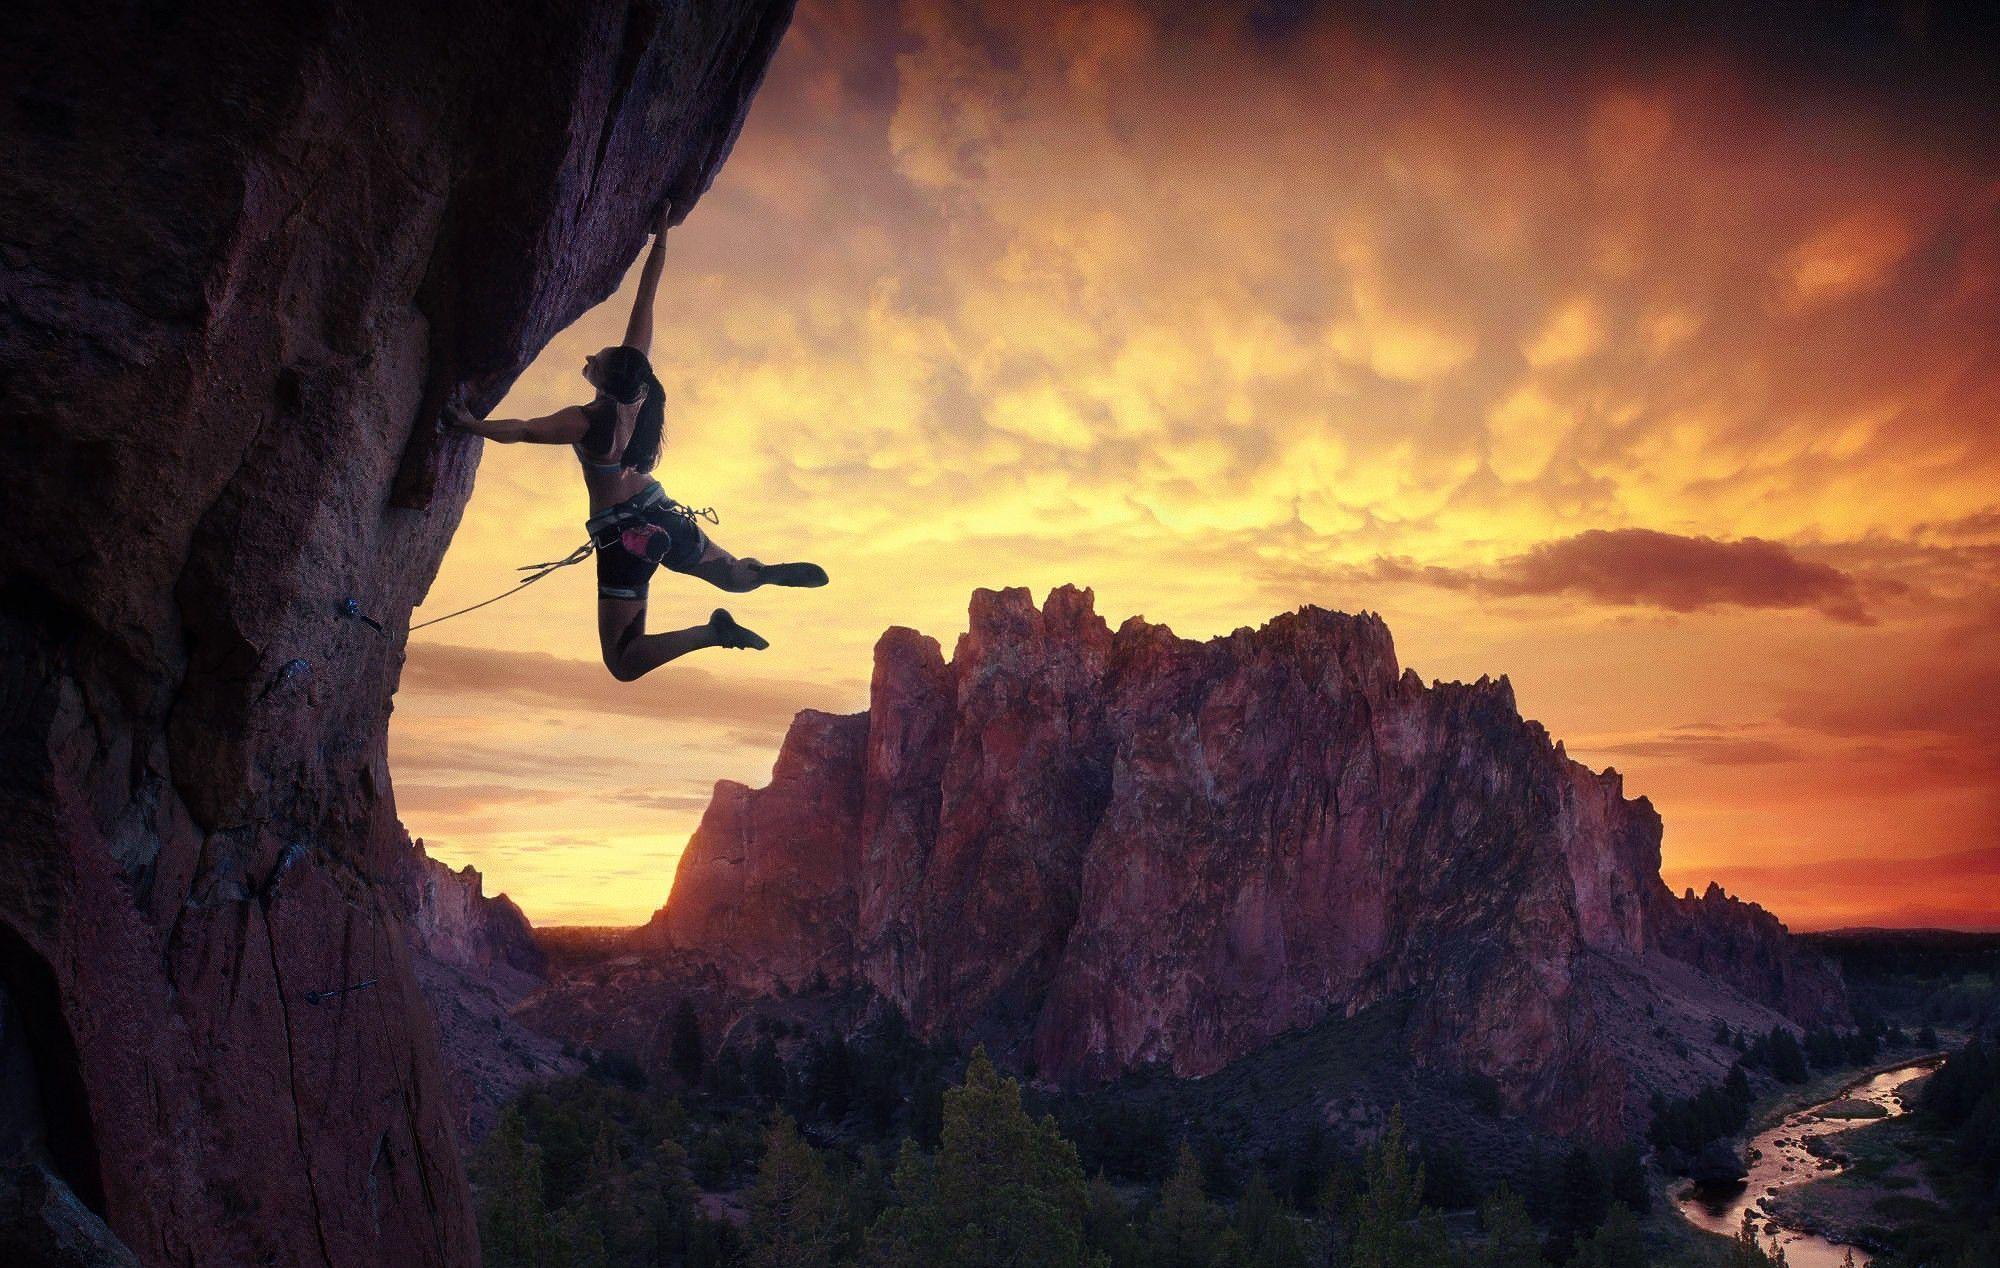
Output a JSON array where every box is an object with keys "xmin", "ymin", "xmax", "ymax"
[{"xmin": 588, "ymin": 487, "xmax": 710, "ymax": 600}]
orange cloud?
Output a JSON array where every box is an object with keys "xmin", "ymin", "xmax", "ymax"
[
  {"xmin": 401, "ymin": 643, "xmax": 849, "ymax": 728},
  {"xmin": 397, "ymin": 0, "xmax": 2000, "ymax": 930}
]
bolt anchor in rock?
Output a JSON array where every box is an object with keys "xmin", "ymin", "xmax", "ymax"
[
  {"xmin": 303, "ymin": 978, "xmax": 377, "ymax": 1006},
  {"xmin": 256, "ymin": 657, "xmax": 312, "ymax": 703},
  {"xmin": 339, "ymin": 597, "xmax": 385, "ymax": 634},
  {"xmin": 263, "ymin": 841, "xmax": 308, "ymax": 900}
]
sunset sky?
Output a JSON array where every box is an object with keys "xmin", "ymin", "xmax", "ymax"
[{"xmin": 392, "ymin": 0, "xmax": 1999, "ymax": 929}]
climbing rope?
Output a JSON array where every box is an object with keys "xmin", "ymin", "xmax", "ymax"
[{"xmin": 407, "ymin": 541, "xmax": 595, "ymax": 632}]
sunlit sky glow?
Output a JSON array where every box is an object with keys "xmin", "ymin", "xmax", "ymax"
[{"xmin": 393, "ymin": 0, "xmax": 2000, "ymax": 929}]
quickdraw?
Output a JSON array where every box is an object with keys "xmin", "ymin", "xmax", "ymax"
[{"xmin": 303, "ymin": 978, "xmax": 377, "ymax": 1006}]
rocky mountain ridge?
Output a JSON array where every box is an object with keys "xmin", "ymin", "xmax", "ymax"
[{"xmin": 626, "ymin": 586, "xmax": 1843, "ymax": 1138}]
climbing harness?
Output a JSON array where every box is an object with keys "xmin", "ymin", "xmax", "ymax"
[
  {"xmin": 304, "ymin": 979, "xmax": 377, "ymax": 1006},
  {"xmin": 407, "ymin": 489, "xmax": 718, "ymax": 633},
  {"xmin": 407, "ymin": 541, "xmax": 596, "ymax": 632},
  {"xmin": 582, "ymin": 483, "xmax": 719, "ymax": 546}
]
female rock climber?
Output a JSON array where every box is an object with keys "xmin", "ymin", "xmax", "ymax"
[{"xmin": 448, "ymin": 207, "xmax": 827, "ymax": 680}]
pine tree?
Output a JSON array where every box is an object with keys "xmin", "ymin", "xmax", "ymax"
[
  {"xmin": 1472, "ymin": 1187, "xmax": 1546, "ymax": 1268},
  {"xmin": 864, "ymin": 1047, "xmax": 1098, "ymax": 1268},
  {"xmin": 1569, "ymin": 1203, "xmax": 1645, "ymax": 1268},
  {"xmin": 1229, "ymin": 1167, "xmax": 1315, "ymax": 1268},
  {"xmin": 1606, "ymin": 1143, "xmax": 1649, "ymax": 1215},
  {"xmin": 474, "ymin": 1108, "xmax": 554, "ymax": 1268},
  {"xmin": 1084, "ymin": 1173, "xmax": 1143, "ymax": 1268},
  {"xmin": 745, "ymin": 1113, "xmax": 843, "ymax": 1268},
  {"xmin": 750, "ymin": 1034, "xmax": 789, "ymax": 1103},
  {"xmin": 1551, "ymin": 1145, "xmax": 1612, "ymax": 1254},
  {"xmin": 1768, "ymin": 1027, "xmax": 1809, "ymax": 1083},
  {"xmin": 1147, "ymin": 1142, "xmax": 1222, "ymax": 1268},
  {"xmin": 571, "ymin": 1125, "xmax": 645, "ymax": 1263},
  {"xmin": 550, "ymin": 1204, "xmax": 609, "ymax": 1268},
  {"xmin": 638, "ymin": 1136, "xmax": 700, "ymax": 1266},
  {"xmin": 1348, "ymin": 1109, "xmax": 1454, "ymax": 1268},
  {"xmin": 670, "ymin": 998, "xmax": 705, "ymax": 1086}
]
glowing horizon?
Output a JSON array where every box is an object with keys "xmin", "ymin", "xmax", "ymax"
[{"xmin": 392, "ymin": 0, "xmax": 1999, "ymax": 931}]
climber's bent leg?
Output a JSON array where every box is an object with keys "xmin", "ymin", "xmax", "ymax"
[
  {"xmin": 596, "ymin": 597, "xmax": 737, "ymax": 680},
  {"xmin": 680, "ymin": 538, "xmax": 827, "ymax": 593}
]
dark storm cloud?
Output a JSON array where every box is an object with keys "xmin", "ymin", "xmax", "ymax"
[
  {"xmin": 1365, "ymin": 529, "xmax": 1873, "ymax": 621},
  {"xmin": 1229, "ymin": 0, "xmax": 2000, "ymax": 128}
]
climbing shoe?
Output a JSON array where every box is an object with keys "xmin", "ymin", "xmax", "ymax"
[
  {"xmin": 755, "ymin": 561, "xmax": 829, "ymax": 588},
  {"xmin": 709, "ymin": 608, "xmax": 769, "ymax": 650}
]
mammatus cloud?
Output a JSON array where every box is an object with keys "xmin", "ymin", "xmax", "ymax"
[
  {"xmin": 1365, "ymin": 529, "xmax": 1875, "ymax": 622},
  {"xmin": 397, "ymin": 0, "xmax": 2000, "ymax": 928}
]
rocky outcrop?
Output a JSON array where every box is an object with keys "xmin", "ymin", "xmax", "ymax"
[
  {"xmin": 397, "ymin": 843, "xmax": 578, "ymax": 1143},
  {"xmin": 0, "ymin": 4, "xmax": 793, "ymax": 1264},
  {"xmin": 642, "ymin": 587, "xmax": 1845, "ymax": 1137},
  {"xmin": 400, "ymin": 840, "xmax": 546, "ymax": 981},
  {"xmin": 637, "ymin": 711, "xmax": 870, "ymax": 992},
  {"xmin": 1654, "ymin": 882, "xmax": 1847, "ymax": 1022}
]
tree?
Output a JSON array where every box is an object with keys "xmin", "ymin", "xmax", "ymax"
[
  {"xmin": 1768, "ymin": 1027, "xmax": 1809, "ymax": 1083},
  {"xmin": 864, "ymin": 1047, "xmax": 1099, "ymax": 1268},
  {"xmin": 670, "ymin": 998, "xmax": 705, "ymax": 1086},
  {"xmin": 1146, "ymin": 1143, "xmax": 1222, "ymax": 1268},
  {"xmin": 549, "ymin": 1205, "xmax": 609, "ymax": 1268},
  {"xmin": 750, "ymin": 1034, "xmax": 789, "ymax": 1104},
  {"xmin": 474, "ymin": 1108, "xmax": 554, "ymax": 1268},
  {"xmin": 1084, "ymin": 1173, "xmax": 1143, "ymax": 1268},
  {"xmin": 1569, "ymin": 1203, "xmax": 1644, "ymax": 1268},
  {"xmin": 1472, "ymin": 1187, "xmax": 1546, "ymax": 1268},
  {"xmin": 1606, "ymin": 1143, "xmax": 1649, "ymax": 1215},
  {"xmin": 909, "ymin": 1064, "xmax": 947, "ymax": 1149},
  {"xmin": 1348, "ymin": 1109, "xmax": 1454, "ymax": 1268},
  {"xmin": 1228, "ymin": 1168, "xmax": 1314, "ymax": 1268},
  {"xmin": 1551, "ymin": 1145, "xmax": 1612, "ymax": 1254},
  {"xmin": 638, "ymin": 1136, "xmax": 702, "ymax": 1266},
  {"xmin": 566, "ymin": 1125, "xmax": 645, "ymax": 1264},
  {"xmin": 801, "ymin": 1034, "xmax": 855, "ymax": 1122},
  {"xmin": 745, "ymin": 1114, "xmax": 843, "ymax": 1268}
]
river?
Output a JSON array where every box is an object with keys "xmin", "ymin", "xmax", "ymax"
[{"xmin": 1674, "ymin": 1057, "xmax": 1942, "ymax": 1268}]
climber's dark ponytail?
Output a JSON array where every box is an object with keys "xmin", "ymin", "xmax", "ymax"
[{"xmin": 597, "ymin": 346, "xmax": 665, "ymax": 473}]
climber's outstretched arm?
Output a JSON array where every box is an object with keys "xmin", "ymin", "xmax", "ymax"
[
  {"xmin": 622, "ymin": 206, "xmax": 670, "ymax": 356},
  {"xmin": 448, "ymin": 404, "xmax": 590, "ymax": 445}
]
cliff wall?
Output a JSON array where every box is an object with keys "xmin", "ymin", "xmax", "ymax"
[{"xmin": 0, "ymin": 4, "xmax": 794, "ymax": 1262}]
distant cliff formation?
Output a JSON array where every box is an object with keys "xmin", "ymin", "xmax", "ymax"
[
  {"xmin": 398, "ymin": 842, "xmax": 578, "ymax": 1142},
  {"xmin": 401, "ymin": 840, "xmax": 547, "ymax": 981},
  {"xmin": 640, "ymin": 587, "xmax": 1844, "ymax": 1138}
]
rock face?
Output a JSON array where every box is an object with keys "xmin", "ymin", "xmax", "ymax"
[
  {"xmin": 0, "ymin": 4, "xmax": 793, "ymax": 1265},
  {"xmin": 645, "ymin": 587, "xmax": 1845, "ymax": 1137}
]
